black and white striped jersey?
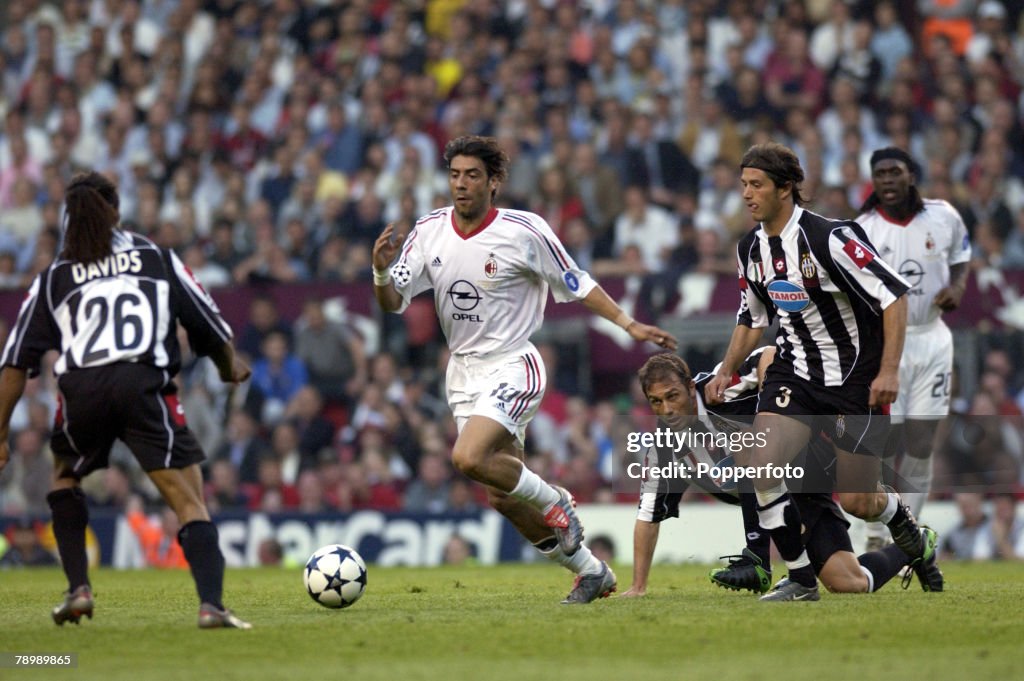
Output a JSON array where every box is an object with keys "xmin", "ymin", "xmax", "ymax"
[
  {"xmin": 735, "ymin": 206, "xmax": 909, "ymax": 386},
  {"xmin": 636, "ymin": 346, "xmax": 836, "ymax": 523},
  {"xmin": 636, "ymin": 349, "xmax": 767, "ymax": 522},
  {"xmin": 2, "ymin": 230, "xmax": 232, "ymax": 378}
]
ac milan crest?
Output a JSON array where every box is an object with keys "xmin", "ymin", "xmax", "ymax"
[
  {"xmin": 925, "ymin": 233, "xmax": 935, "ymax": 251},
  {"xmin": 484, "ymin": 255, "xmax": 498, "ymax": 278}
]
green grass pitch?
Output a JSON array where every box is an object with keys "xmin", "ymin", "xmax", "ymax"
[{"xmin": 2, "ymin": 562, "xmax": 1020, "ymax": 681}]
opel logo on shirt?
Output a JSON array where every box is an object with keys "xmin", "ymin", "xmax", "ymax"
[
  {"xmin": 448, "ymin": 279, "xmax": 483, "ymax": 311},
  {"xmin": 898, "ymin": 259, "xmax": 924, "ymax": 289}
]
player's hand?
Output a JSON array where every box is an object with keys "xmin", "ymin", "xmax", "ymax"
[
  {"xmin": 869, "ymin": 368, "xmax": 899, "ymax": 407},
  {"xmin": 372, "ymin": 223, "xmax": 405, "ymax": 272},
  {"xmin": 704, "ymin": 373, "xmax": 732, "ymax": 405},
  {"xmin": 221, "ymin": 355, "xmax": 252, "ymax": 385},
  {"xmin": 619, "ymin": 586, "xmax": 647, "ymax": 598},
  {"xmin": 933, "ymin": 284, "xmax": 965, "ymax": 312},
  {"xmin": 627, "ymin": 322, "xmax": 678, "ymax": 351}
]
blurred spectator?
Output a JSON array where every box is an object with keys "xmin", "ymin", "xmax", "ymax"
[
  {"xmin": 0, "ymin": 427, "xmax": 51, "ymax": 515},
  {"xmin": 293, "ymin": 299, "xmax": 366, "ymax": 404},
  {"xmin": 238, "ymin": 295, "xmax": 292, "ymax": 360},
  {"xmin": 247, "ymin": 456, "xmax": 300, "ymax": 511},
  {"xmin": 870, "ymin": 2, "xmax": 915, "ymax": 83},
  {"xmin": 942, "ymin": 492, "xmax": 994, "ymax": 559},
  {"xmin": 403, "ymin": 453, "xmax": 452, "ymax": 513},
  {"xmin": 214, "ymin": 410, "xmax": 271, "ymax": 485},
  {"xmin": 204, "ymin": 459, "xmax": 249, "ymax": 513},
  {"xmin": 284, "ymin": 386, "xmax": 336, "ymax": 461},
  {"xmin": 920, "ymin": 0, "xmax": 977, "ymax": 57},
  {"xmin": 250, "ymin": 330, "xmax": 309, "ymax": 425},
  {"xmin": 270, "ymin": 421, "xmax": 315, "ymax": 486},
  {"xmin": 442, "ymin": 534, "xmax": 476, "ymax": 566},
  {"xmin": 0, "ymin": 519, "xmax": 57, "ymax": 568},
  {"xmin": 588, "ymin": 534, "xmax": 617, "ymax": 564},
  {"xmin": 694, "ymin": 157, "xmax": 747, "ymax": 239},
  {"xmin": 124, "ymin": 496, "xmax": 188, "ymax": 569},
  {"xmin": 257, "ymin": 537, "xmax": 284, "ymax": 567},
  {"xmin": 569, "ymin": 141, "xmax": 624, "ymax": 238},
  {"xmin": 530, "ymin": 165, "xmax": 585, "ymax": 239},
  {"xmin": 624, "ymin": 105, "xmax": 699, "ymax": 207},
  {"xmin": 447, "ymin": 478, "xmax": 480, "ymax": 513},
  {"xmin": 763, "ymin": 25, "xmax": 826, "ymax": 114},
  {"xmin": 369, "ymin": 352, "xmax": 406, "ymax": 405},
  {"xmin": 966, "ymin": 1, "xmax": 1012, "ymax": 67},
  {"xmin": 976, "ymin": 492, "xmax": 1024, "ymax": 559},
  {"xmin": 296, "ymin": 470, "xmax": 327, "ymax": 514},
  {"xmin": 613, "ymin": 185, "xmax": 678, "ymax": 273}
]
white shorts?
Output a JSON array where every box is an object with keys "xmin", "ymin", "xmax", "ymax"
[
  {"xmin": 891, "ymin": 320, "xmax": 953, "ymax": 423},
  {"xmin": 445, "ymin": 344, "xmax": 546, "ymax": 446}
]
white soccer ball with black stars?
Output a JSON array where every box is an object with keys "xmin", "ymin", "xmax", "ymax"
[{"xmin": 303, "ymin": 544, "xmax": 368, "ymax": 609}]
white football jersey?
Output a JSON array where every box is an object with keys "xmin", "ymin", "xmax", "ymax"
[
  {"xmin": 857, "ymin": 199, "xmax": 971, "ymax": 327},
  {"xmin": 390, "ymin": 207, "xmax": 597, "ymax": 357}
]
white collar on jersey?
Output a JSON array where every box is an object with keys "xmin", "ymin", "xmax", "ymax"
[{"xmin": 759, "ymin": 205, "xmax": 804, "ymax": 240}]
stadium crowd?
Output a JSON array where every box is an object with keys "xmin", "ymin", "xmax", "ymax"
[{"xmin": 0, "ymin": 0, "xmax": 1023, "ymax": 539}]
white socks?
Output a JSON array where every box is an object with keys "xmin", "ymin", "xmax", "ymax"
[
  {"xmin": 754, "ymin": 484, "xmax": 788, "ymax": 529},
  {"xmin": 539, "ymin": 543, "xmax": 604, "ymax": 576},
  {"xmin": 899, "ymin": 455, "xmax": 933, "ymax": 520},
  {"xmin": 859, "ymin": 564, "xmax": 875, "ymax": 593},
  {"xmin": 874, "ymin": 491, "xmax": 899, "ymax": 524},
  {"xmin": 510, "ymin": 464, "xmax": 560, "ymax": 510}
]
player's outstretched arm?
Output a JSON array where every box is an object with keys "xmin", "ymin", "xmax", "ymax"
[
  {"xmin": 372, "ymin": 223, "xmax": 405, "ymax": 312},
  {"xmin": 580, "ymin": 285, "xmax": 678, "ymax": 350},
  {"xmin": 0, "ymin": 366, "xmax": 27, "ymax": 473},
  {"xmin": 621, "ymin": 519, "xmax": 661, "ymax": 597},
  {"xmin": 705, "ymin": 324, "xmax": 764, "ymax": 404}
]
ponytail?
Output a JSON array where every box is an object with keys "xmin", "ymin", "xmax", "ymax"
[{"xmin": 61, "ymin": 172, "xmax": 121, "ymax": 263}]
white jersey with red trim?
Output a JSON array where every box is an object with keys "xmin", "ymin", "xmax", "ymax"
[
  {"xmin": 857, "ymin": 199, "xmax": 971, "ymax": 327},
  {"xmin": 390, "ymin": 207, "xmax": 597, "ymax": 358}
]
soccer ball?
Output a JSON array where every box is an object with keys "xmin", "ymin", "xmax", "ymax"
[{"xmin": 303, "ymin": 544, "xmax": 368, "ymax": 609}]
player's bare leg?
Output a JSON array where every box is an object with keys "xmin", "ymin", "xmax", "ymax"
[
  {"xmin": 835, "ymin": 449, "xmax": 942, "ymax": 591},
  {"xmin": 452, "ymin": 415, "xmax": 583, "ymax": 555},
  {"xmin": 454, "ymin": 417, "xmax": 615, "ymax": 602},
  {"xmin": 149, "ymin": 465, "xmax": 252, "ymax": 628},
  {"xmin": 818, "ymin": 552, "xmax": 871, "ymax": 593}
]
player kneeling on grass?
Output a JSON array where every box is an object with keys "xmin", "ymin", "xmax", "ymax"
[
  {"xmin": 619, "ymin": 351, "xmax": 939, "ymax": 601},
  {"xmin": 0, "ymin": 172, "xmax": 252, "ymax": 629}
]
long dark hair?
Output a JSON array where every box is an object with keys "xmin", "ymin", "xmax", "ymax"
[
  {"xmin": 61, "ymin": 171, "xmax": 120, "ymax": 263},
  {"xmin": 740, "ymin": 142, "xmax": 806, "ymax": 206}
]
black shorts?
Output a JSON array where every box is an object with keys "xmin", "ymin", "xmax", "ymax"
[
  {"xmin": 759, "ymin": 368, "xmax": 889, "ymax": 457},
  {"xmin": 794, "ymin": 493, "xmax": 853, "ymax": 573},
  {"xmin": 52, "ymin": 363, "xmax": 206, "ymax": 477}
]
